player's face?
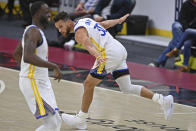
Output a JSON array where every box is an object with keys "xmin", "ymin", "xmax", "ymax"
[
  {"xmin": 39, "ymin": 4, "xmax": 51, "ymax": 28},
  {"xmin": 55, "ymin": 20, "xmax": 71, "ymax": 37}
]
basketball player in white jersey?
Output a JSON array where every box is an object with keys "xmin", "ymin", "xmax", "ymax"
[
  {"xmin": 54, "ymin": 12, "xmax": 174, "ymax": 130},
  {"xmin": 13, "ymin": 1, "xmax": 62, "ymax": 131}
]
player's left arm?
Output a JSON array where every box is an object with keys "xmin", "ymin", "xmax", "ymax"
[
  {"xmin": 13, "ymin": 40, "xmax": 22, "ymax": 64},
  {"xmin": 99, "ymin": 14, "xmax": 129, "ymax": 29}
]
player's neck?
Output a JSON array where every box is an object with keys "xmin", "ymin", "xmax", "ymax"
[
  {"xmin": 70, "ymin": 21, "xmax": 75, "ymax": 33},
  {"xmin": 32, "ymin": 19, "xmax": 44, "ymax": 30}
]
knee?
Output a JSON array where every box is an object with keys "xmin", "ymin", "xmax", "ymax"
[
  {"xmin": 120, "ymin": 84, "xmax": 142, "ymax": 95},
  {"xmin": 83, "ymin": 80, "xmax": 94, "ymax": 89},
  {"xmin": 185, "ymin": 28, "xmax": 195, "ymax": 33},
  {"xmin": 172, "ymin": 22, "xmax": 182, "ymax": 30},
  {"xmin": 184, "ymin": 28, "xmax": 193, "ymax": 35},
  {"xmin": 184, "ymin": 40, "xmax": 193, "ymax": 48},
  {"xmin": 120, "ymin": 86, "xmax": 130, "ymax": 94}
]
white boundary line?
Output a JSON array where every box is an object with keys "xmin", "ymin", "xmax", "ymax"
[
  {"xmin": 156, "ymin": 112, "xmax": 196, "ymax": 115},
  {"xmin": 0, "ymin": 80, "xmax": 5, "ymax": 94},
  {"xmin": 1, "ymin": 66, "xmax": 196, "ymax": 109}
]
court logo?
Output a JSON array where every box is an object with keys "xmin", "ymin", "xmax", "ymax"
[
  {"xmin": 0, "ymin": 80, "xmax": 5, "ymax": 94},
  {"xmin": 66, "ymin": 112, "xmax": 186, "ymax": 130},
  {"xmin": 86, "ymin": 118, "xmax": 186, "ymax": 131}
]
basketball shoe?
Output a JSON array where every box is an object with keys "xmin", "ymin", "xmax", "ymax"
[
  {"xmin": 166, "ymin": 48, "xmax": 179, "ymax": 58},
  {"xmin": 61, "ymin": 111, "xmax": 87, "ymax": 130},
  {"xmin": 161, "ymin": 95, "xmax": 174, "ymax": 120}
]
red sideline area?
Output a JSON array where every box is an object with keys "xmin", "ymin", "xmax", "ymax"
[{"xmin": 0, "ymin": 37, "xmax": 196, "ymax": 91}]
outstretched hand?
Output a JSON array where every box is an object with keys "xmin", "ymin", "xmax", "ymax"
[
  {"xmin": 118, "ymin": 14, "xmax": 130, "ymax": 24},
  {"xmin": 53, "ymin": 65, "xmax": 62, "ymax": 82},
  {"xmin": 96, "ymin": 56, "xmax": 107, "ymax": 66}
]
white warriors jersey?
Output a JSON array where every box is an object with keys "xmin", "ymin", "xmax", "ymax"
[
  {"xmin": 19, "ymin": 25, "xmax": 49, "ymax": 80},
  {"xmin": 73, "ymin": 18, "xmax": 124, "ymax": 54}
]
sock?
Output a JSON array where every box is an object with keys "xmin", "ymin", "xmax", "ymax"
[
  {"xmin": 78, "ymin": 110, "xmax": 88, "ymax": 119},
  {"xmin": 152, "ymin": 93, "xmax": 164, "ymax": 105}
]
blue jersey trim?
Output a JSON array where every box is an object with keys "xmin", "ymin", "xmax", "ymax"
[
  {"xmin": 25, "ymin": 25, "xmax": 38, "ymax": 33},
  {"xmin": 35, "ymin": 108, "xmax": 59, "ymax": 119},
  {"xmin": 73, "ymin": 20, "xmax": 79, "ymax": 30},
  {"xmin": 37, "ymin": 37, "xmax": 43, "ymax": 48},
  {"xmin": 92, "ymin": 72, "xmax": 106, "ymax": 76},
  {"xmin": 113, "ymin": 68, "xmax": 129, "ymax": 73},
  {"xmin": 112, "ymin": 68, "xmax": 130, "ymax": 80},
  {"xmin": 36, "ymin": 113, "xmax": 48, "ymax": 119},
  {"xmin": 74, "ymin": 26, "xmax": 86, "ymax": 32}
]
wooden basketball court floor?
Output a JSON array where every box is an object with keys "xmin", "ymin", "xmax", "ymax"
[{"xmin": 1, "ymin": 67, "xmax": 196, "ymax": 131}]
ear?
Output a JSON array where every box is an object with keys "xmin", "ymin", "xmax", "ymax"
[{"xmin": 35, "ymin": 12, "xmax": 40, "ymax": 18}]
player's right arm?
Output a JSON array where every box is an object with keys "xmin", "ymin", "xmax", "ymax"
[
  {"xmin": 23, "ymin": 28, "xmax": 62, "ymax": 81},
  {"xmin": 75, "ymin": 27, "xmax": 106, "ymax": 64}
]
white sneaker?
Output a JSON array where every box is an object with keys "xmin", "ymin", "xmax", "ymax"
[
  {"xmin": 148, "ymin": 62, "xmax": 156, "ymax": 67},
  {"xmin": 161, "ymin": 95, "xmax": 174, "ymax": 120},
  {"xmin": 64, "ymin": 40, "xmax": 75, "ymax": 50},
  {"xmin": 61, "ymin": 113, "xmax": 87, "ymax": 130}
]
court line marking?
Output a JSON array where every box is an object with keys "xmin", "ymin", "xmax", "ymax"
[
  {"xmin": 1, "ymin": 66, "xmax": 196, "ymax": 109},
  {"xmin": 0, "ymin": 80, "xmax": 5, "ymax": 94},
  {"xmin": 156, "ymin": 112, "xmax": 196, "ymax": 115}
]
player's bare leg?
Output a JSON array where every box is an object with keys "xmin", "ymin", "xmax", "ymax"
[
  {"xmin": 81, "ymin": 74, "xmax": 102, "ymax": 112},
  {"xmin": 115, "ymin": 74, "xmax": 174, "ymax": 120},
  {"xmin": 61, "ymin": 74, "xmax": 102, "ymax": 130}
]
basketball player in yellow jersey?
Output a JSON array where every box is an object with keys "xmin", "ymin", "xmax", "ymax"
[
  {"xmin": 13, "ymin": 1, "xmax": 62, "ymax": 131},
  {"xmin": 54, "ymin": 12, "xmax": 174, "ymax": 130}
]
